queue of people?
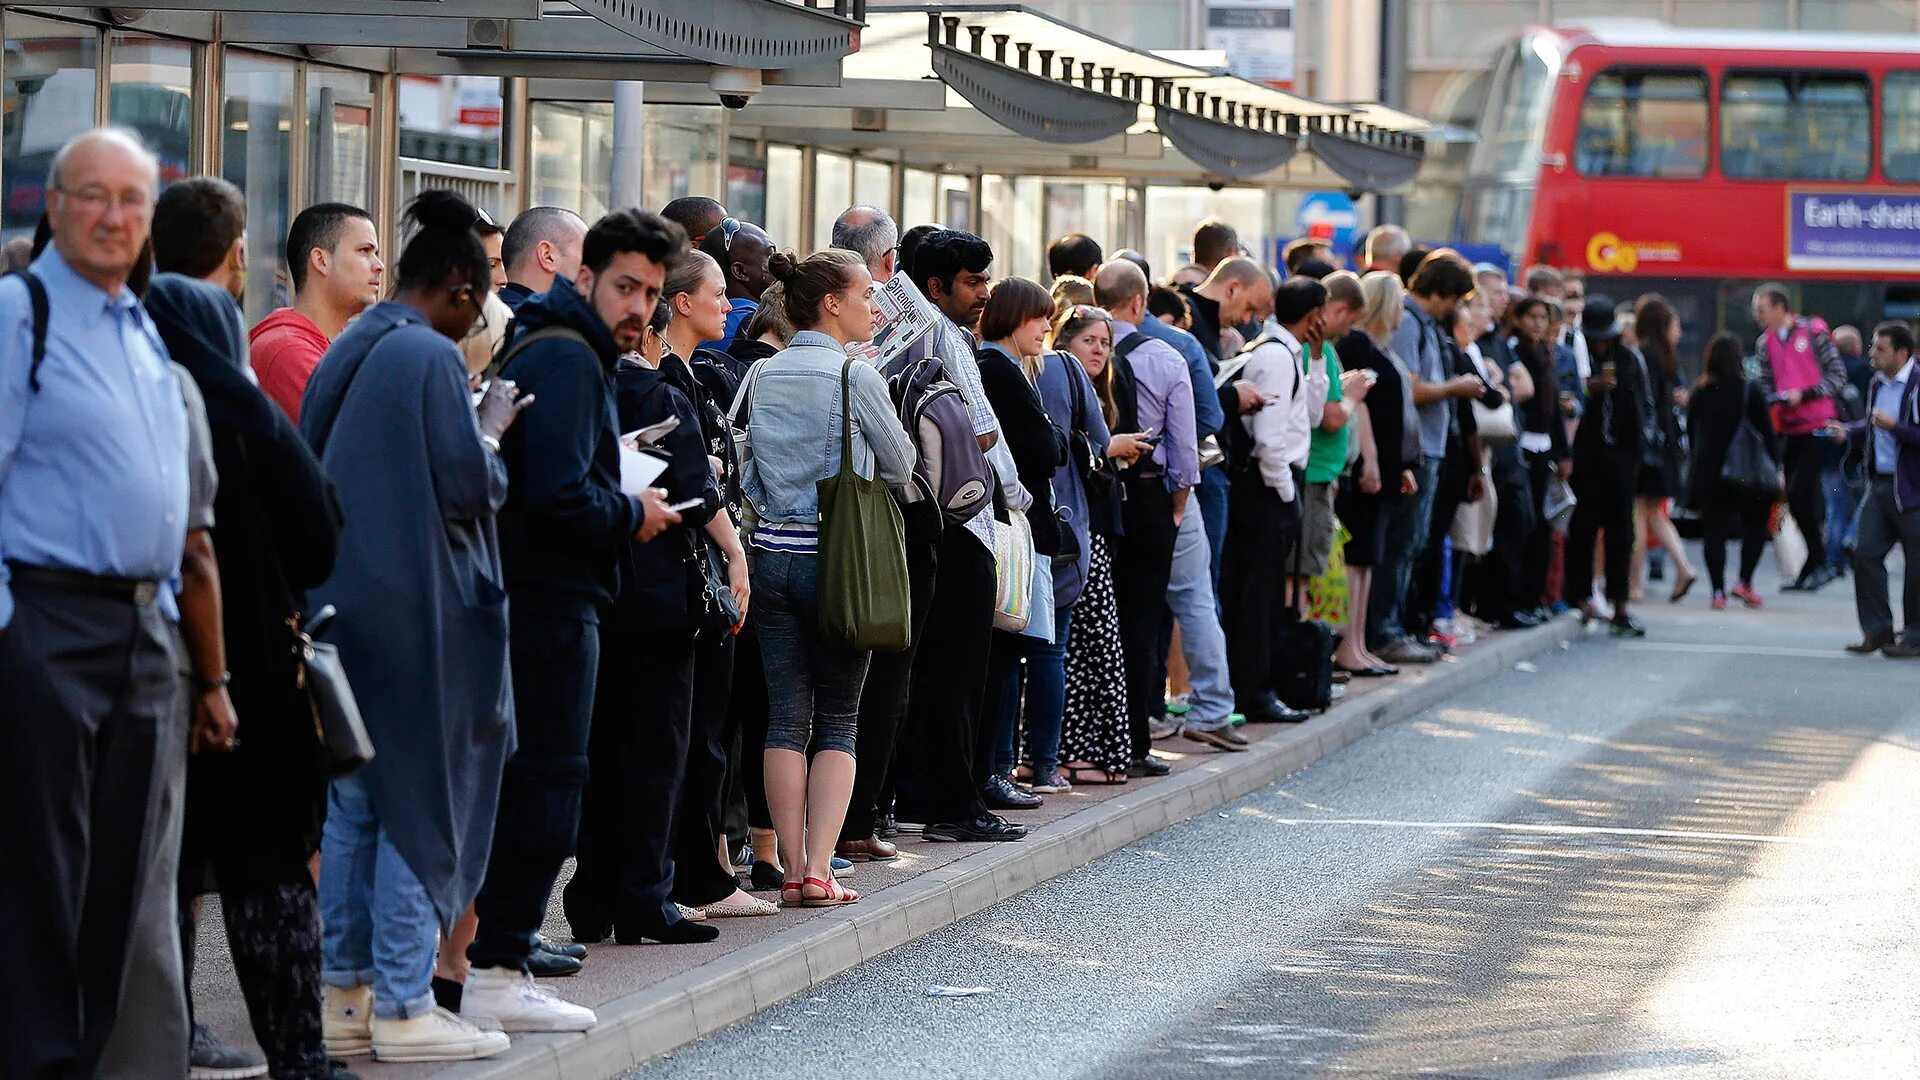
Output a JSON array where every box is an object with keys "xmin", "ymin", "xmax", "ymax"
[{"xmin": 8, "ymin": 123, "xmax": 1920, "ymax": 1080}]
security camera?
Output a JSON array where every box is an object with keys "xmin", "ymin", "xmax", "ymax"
[
  {"xmin": 1207, "ymin": 180, "xmax": 1226, "ymax": 192},
  {"xmin": 710, "ymin": 67, "xmax": 762, "ymax": 111}
]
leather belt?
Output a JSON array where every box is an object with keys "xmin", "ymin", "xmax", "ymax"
[{"xmin": 8, "ymin": 562, "xmax": 162, "ymax": 606}]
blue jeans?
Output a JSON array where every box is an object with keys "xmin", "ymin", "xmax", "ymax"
[
  {"xmin": 1372, "ymin": 454, "xmax": 1444, "ymax": 645},
  {"xmin": 1167, "ymin": 502, "xmax": 1234, "ymax": 732},
  {"xmin": 1198, "ymin": 468, "xmax": 1231, "ymax": 598},
  {"xmin": 992, "ymin": 607, "xmax": 1072, "ymax": 777},
  {"xmin": 752, "ymin": 548, "xmax": 868, "ymax": 758},
  {"xmin": 1825, "ymin": 464, "xmax": 1864, "ymax": 567},
  {"xmin": 319, "ymin": 771, "xmax": 438, "ymax": 1020}
]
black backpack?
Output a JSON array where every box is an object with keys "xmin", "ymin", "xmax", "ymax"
[{"xmin": 7, "ymin": 270, "xmax": 50, "ymax": 392}]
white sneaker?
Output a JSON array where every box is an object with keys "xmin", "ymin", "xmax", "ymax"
[
  {"xmin": 460, "ymin": 966, "xmax": 598, "ymax": 1033},
  {"xmin": 322, "ymin": 984, "xmax": 372, "ymax": 1057},
  {"xmin": 370, "ymin": 1007, "xmax": 511, "ymax": 1063}
]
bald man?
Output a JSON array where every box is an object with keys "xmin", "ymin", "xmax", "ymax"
[
  {"xmin": 1183, "ymin": 256, "xmax": 1269, "ymax": 365},
  {"xmin": 699, "ymin": 219, "xmax": 777, "ymax": 349},
  {"xmin": 500, "ymin": 206, "xmax": 587, "ymax": 312}
]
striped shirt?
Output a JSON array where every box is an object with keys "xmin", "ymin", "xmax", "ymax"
[{"xmin": 750, "ymin": 519, "xmax": 821, "ymax": 554}]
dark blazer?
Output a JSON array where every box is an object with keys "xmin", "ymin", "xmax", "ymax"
[
  {"xmin": 1337, "ymin": 330, "xmax": 1417, "ymax": 476},
  {"xmin": 608, "ymin": 358, "xmax": 720, "ymax": 633},
  {"xmin": 1573, "ymin": 340, "xmax": 1650, "ymax": 461},
  {"xmin": 1686, "ymin": 377, "xmax": 1777, "ymax": 510},
  {"xmin": 978, "ymin": 344, "xmax": 1068, "ymax": 557}
]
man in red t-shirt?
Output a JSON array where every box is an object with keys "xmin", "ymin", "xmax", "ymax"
[{"xmin": 249, "ymin": 202, "xmax": 384, "ymax": 421}]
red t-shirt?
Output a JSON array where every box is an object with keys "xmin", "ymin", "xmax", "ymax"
[{"xmin": 249, "ymin": 308, "xmax": 330, "ymax": 423}]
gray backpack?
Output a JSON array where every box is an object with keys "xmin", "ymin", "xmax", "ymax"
[{"xmin": 887, "ymin": 355, "xmax": 991, "ymax": 527}]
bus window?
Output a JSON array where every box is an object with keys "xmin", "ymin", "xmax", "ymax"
[
  {"xmin": 1885, "ymin": 72, "xmax": 1920, "ymax": 183},
  {"xmin": 1470, "ymin": 34, "xmax": 1554, "ymax": 179},
  {"xmin": 1576, "ymin": 68, "xmax": 1708, "ymax": 178},
  {"xmin": 1720, "ymin": 70, "xmax": 1871, "ymax": 182}
]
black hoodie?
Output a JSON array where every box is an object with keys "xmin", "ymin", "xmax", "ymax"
[{"xmin": 496, "ymin": 276, "xmax": 645, "ymax": 614}]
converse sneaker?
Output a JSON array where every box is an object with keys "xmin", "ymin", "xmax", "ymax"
[
  {"xmin": 460, "ymin": 966, "xmax": 598, "ymax": 1033},
  {"xmin": 323, "ymin": 984, "xmax": 373, "ymax": 1058},
  {"xmin": 370, "ymin": 1007, "xmax": 510, "ymax": 1063}
]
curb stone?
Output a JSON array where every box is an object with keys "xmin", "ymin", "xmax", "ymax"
[{"xmin": 427, "ymin": 617, "xmax": 1583, "ymax": 1080}]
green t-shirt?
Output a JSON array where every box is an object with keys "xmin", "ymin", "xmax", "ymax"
[{"xmin": 1304, "ymin": 342, "xmax": 1347, "ymax": 484}]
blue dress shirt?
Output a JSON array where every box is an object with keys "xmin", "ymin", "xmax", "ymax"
[
  {"xmin": 1112, "ymin": 318, "xmax": 1200, "ymax": 491},
  {"xmin": 0, "ymin": 246, "xmax": 189, "ymax": 628}
]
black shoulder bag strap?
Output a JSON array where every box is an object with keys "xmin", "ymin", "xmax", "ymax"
[{"xmin": 8, "ymin": 270, "xmax": 50, "ymax": 393}]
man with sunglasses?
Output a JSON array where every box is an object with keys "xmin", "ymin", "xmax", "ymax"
[{"xmin": 697, "ymin": 217, "xmax": 778, "ymax": 351}]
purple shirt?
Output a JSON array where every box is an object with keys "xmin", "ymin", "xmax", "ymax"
[{"xmin": 1113, "ymin": 318, "xmax": 1199, "ymax": 492}]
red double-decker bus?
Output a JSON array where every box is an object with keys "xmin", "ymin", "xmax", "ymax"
[{"xmin": 1458, "ymin": 20, "xmax": 1920, "ymax": 344}]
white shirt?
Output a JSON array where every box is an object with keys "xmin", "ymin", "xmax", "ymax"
[
  {"xmin": 1240, "ymin": 321, "xmax": 1310, "ymax": 500},
  {"xmin": 1562, "ymin": 322, "xmax": 1591, "ymax": 379}
]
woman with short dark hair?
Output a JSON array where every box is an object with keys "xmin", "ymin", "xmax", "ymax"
[{"xmin": 1687, "ymin": 333, "xmax": 1778, "ymax": 609}]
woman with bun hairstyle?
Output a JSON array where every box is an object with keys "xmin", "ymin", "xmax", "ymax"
[
  {"xmin": 300, "ymin": 191, "xmax": 527, "ymax": 1062},
  {"xmin": 736, "ymin": 249, "xmax": 915, "ymax": 907}
]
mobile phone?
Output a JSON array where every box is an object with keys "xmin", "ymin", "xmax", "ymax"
[
  {"xmin": 1361, "ymin": 369, "xmax": 1379, "ymax": 385},
  {"xmin": 623, "ymin": 416, "xmax": 680, "ymax": 447},
  {"xmin": 667, "ymin": 497, "xmax": 704, "ymax": 513}
]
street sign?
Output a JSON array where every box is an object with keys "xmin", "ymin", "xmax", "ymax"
[
  {"xmin": 1205, "ymin": 0, "xmax": 1295, "ymax": 87},
  {"xmin": 1295, "ymin": 190, "xmax": 1359, "ymax": 261}
]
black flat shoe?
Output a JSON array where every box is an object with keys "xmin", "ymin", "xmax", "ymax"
[
  {"xmin": 923, "ymin": 814, "xmax": 1028, "ymax": 842},
  {"xmin": 749, "ymin": 860, "xmax": 785, "ymax": 892},
  {"xmin": 1127, "ymin": 755, "xmax": 1173, "ymax": 777},
  {"xmin": 526, "ymin": 946, "xmax": 583, "ymax": 977},
  {"xmin": 616, "ymin": 916, "xmax": 720, "ymax": 946},
  {"xmin": 1333, "ymin": 662, "xmax": 1394, "ymax": 678},
  {"xmin": 537, "ymin": 935, "xmax": 587, "ymax": 961}
]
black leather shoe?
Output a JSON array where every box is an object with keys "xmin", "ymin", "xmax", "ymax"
[
  {"xmin": 1844, "ymin": 635, "xmax": 1893, "ymax": 654},
  {"xmin": 1801, "ymin": 564, "xmax": 1838, "ymax": 592},
  {"xmin": 923, "ymin": 814, "xmax": 1028, "ymax": 842},
  {"xmin": 616, "ymin": 916, "xmax": 719, "ymax": 946},
  {"xmin": 526, "ymin": 946, "xmax": 583, "ymax": 977},
  {"xmin": 1240, "ymin": 692, "xmax": 1309, "ymax": 724},
  {"xmin": 1127, "ymin": 755, "xmax": 1173, "ymax": 777},
  {"xmin": 538, "ymin": 935, "xmax": 587, "ymax": 961},
  {"xmin": 749, "ymin": 860, "xmax": 785, "ymax": 892},
  {"xmin": 877, "ymin": 812, "xmax": 901, "ymax": 840},
  {"xmin": 982, "ymin": 774, "xmax": 1043, "ymax": 810},
  {"xmin": 1883, "ymin": 640, "xmax": 1920, "ymax": 659}
]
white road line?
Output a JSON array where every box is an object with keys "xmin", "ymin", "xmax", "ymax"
[
  {"xmin": 1263, "ymin": 816, "xmax": 1910, "ymax": 851},
  {"xmin": 1618, "ymin": 642, "xmax": 1873, "ymax": 660}
]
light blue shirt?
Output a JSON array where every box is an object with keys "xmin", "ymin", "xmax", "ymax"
[
  {"xmin": 1873, "ymin": 359, "xmax": 1913, "ymax": 475},
  {"xmin": 1137, "ymin": 316, "xmax": 1225, "ymax": 439},
  {"xmin": 0, "ymin": 246, "xmax": 189, "ymax": 627},
  {"xmin": 1392, "ymin": 295, "xmax": 1451, "ymax": 458}
]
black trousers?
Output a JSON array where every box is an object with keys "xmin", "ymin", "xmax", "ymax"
[
  {"xmin": 1564, "ymin": 453, "xmax": 1638, "ymax": 606},
  {"xmin": 1407, "ymin": 448, "xmax": 1472, "ymax": 638},
  {"xmin": 727, "ymin": 625, "xmax": 773, "ymax": 833},
  {"xmin": 1522, "ymin": 453, "xmax": 1558, "ymax": 611},
  {"xmin": 1471, "ymin": 452, "xmax": 1536, "ymax": 623},
  {"xmin": 842, "ymin": 520, "xmax": 939, "ymax": 842},
  {"xmin": 1221, "ymin": 472, "xmax": 1287, "ymax": 709},
  {"xmin": 1700, "ymin": 496, "xmax": 1771, "ymax": 594},
  {"xmin": 181, "ymin": 878, "xmax": 328, "ymax": 1079},
  {"xmin": 0, "ymin": 577, "xmax": 174, "ymax": 1080},
  {"xmin": 1853, "ymin": 478, "xmax": 1920, "ymax": 643},
  {"xmin": 670, "ymin": 629, "xmax": 739, "ymax": 907},
  {"xmin": 894, "ymin": 526, "xmax": 995, "ymax": 826},
  {"xmin": 1782, "ymin": 433, "xmax": 1835, "ymax": 575},
  {"xmin": 566, "ymin": 628, "xmax": 695, "ymax": 937},
  {"xmin": 1111, "ymin": 480, "xmax": 1178, "ymax": 759},
  {"xmin": 469, "ymin": 608, "xmax": 600, "ymax": 970}
]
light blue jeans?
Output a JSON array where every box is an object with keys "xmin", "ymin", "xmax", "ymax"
[
  {"xmin": 1167, "ymin": 502, "xmax": 1235, "ymax": 732},
  {"xmin": 319, "ymin": 771, "xmax": 439, "ymax": 1020}
]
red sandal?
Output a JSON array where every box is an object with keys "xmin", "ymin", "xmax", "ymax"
[
  {"xmin": 800, "ymin": 876, "xmax": 859, "ymax": 907},
  {"xmin": 779, "ymin": 881, "xmax": 806, "ymax": 908}
]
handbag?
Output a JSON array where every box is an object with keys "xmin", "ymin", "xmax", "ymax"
[
  {"xmin": 992, "ymin": 506, "xmax": 1036, "ymax": 633},
  {"xmin": 1544, "ymin": 474, "xmax": 1577, "ymax": 534},
  {"xmin": 1719, "ymin": 415, "xmax": 1782, "ymax": 503},
  {"xmin": 1472, "ymin": 399, "xmax": 1519, "ymax": 445},
  {"xmin": 688, "ymin": 533, "xmax": 743, "ymax": 636},
  {"xmin": 1018, "ymin": 551, "xmax": 1055, "ymax": 642},
  {"xmin": 1773, "ymin": 505, "xmax": 1807, "ymax": 582},
  {"xmin": 1449, "ymin": 461, "xmax": 1499, "ymax": 556},
  {"xmin": 296, "ymin": 606, "xmax": 373, "ymax": 777},
  {"xmin": 817, "ymin": 359, "xmax": 912, "ymax": 652}
]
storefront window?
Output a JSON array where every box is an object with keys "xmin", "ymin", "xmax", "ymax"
[
  {"xmin": 813, "ymin": 151, "xmax": 851, "ymax": 254},
  {"xmin": 3, "ymin": 15, "xmax": 99, "ymax": 243},
  {"xmin": 1143, "ymin": 186, "xmax": 1269, "ymax": 286},
  {"xmin": 980, "ymin": 174, "xmax": 1043, "ymax": 280},
  {"xmin": 903, "ymin": 168, "xmax": 936, "ymax": 229},
  {"xmin": 529, "ymin": 100, "xmax": 613, "ymax": 219},
  {"xmin": 398, "ymin": 74, "xmax": 502, "ymax": 168},
  {"xmin": 642, "ymin": 103, "xmax": 722, "ymax": 208},
  {"xmin": 1043, "ymin": 180, "xmax": 1126, "ymax": 268},
  {"xmin": 936, "ymin": 172, "xmax": 973, "ymax": 233},
  {"xmin": 308, "ymin": 66, "xmax": 375, "ymax": 209},
  {"xmin": 108, "ymin": 34, "xmax": 193, "ymax": 190},
  {"xmin": 727, "ymin": 138, "xmax": 766, "ymax": 229},
  {"xmin": 853, "ymin": 158, "xmax": 893, "ymax": 215},
  {"xmin": 222, "ymin": 49, "xmax": 296, "ymax": 325},
  {"xmin": 766, "ymin": 145, "xmax": 804, "ymax": 252}
]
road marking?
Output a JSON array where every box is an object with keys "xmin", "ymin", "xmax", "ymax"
[
  {"xmin": 1262, "ymin": 815, "xmax": 1910, "ymax": 852},
  {"xmin": 1618, "ymin": 642, "xmax": 1874, "ymax": 660}
]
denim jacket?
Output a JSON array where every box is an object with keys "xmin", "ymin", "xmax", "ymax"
[{"xmin": 736, "ymin": 330, "xmax": 917, "ymax": 524}]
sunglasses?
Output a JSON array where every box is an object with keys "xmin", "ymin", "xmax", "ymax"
[{"xmin": 715, "ymin": 217, "xmax": 743, "ymax": 254}]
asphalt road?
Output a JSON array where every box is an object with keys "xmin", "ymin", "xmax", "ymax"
[{"xmin": 627, "ymin": 551, "xmax": 1920, "ymax": 1080}]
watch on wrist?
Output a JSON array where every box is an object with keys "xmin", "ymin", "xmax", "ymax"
[
  {"xmin": 195, "ymin": 670, "xmax": 231, "ymax": 692},
  {"xmin": 481, "ymin": 434, "xmax": 503, "ymax": 454}
]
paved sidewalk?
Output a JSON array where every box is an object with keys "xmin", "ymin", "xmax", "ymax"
[{"xmin": 189, "ymin": 616, "xmax": 1580, "ymax": 1080}]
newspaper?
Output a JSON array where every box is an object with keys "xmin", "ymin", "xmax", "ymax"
[{"xmin": 845, "ymin": 273, "xmax": 940, "ymax": 369}]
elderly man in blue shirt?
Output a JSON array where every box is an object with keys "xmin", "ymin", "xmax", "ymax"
[{"xmin": 0, "ymin": 128, "xmax": 192, "ymax": 1080}]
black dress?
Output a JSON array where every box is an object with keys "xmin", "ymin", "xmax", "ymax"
[
  {"xmin": 1334, "ymin": 330, "xmax": 1412, "ymax": 569},
  {"xmin": 1639, "ymin": 347, "xmax": 1687, "ymax": 499}
]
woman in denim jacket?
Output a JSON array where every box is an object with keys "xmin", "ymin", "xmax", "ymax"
[{"xmin": 736, "ymin": 249, "xmax": 915, "ymax": 907}]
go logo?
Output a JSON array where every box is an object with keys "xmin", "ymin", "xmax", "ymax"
[{"xmin": 1586, "ymin": 232, "xmax": 1638, "ymax": 273}]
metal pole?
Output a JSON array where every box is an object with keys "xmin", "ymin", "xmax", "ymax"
[
  {"xmin": 1376, "ymin": 0, "xmax": 1409, "ymax": 226},
  {"xmin": 611, "ymin": 80, "xmax": 646, "ymax": 209}
]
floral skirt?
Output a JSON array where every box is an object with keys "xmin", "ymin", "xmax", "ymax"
[{"xmin": 1059, "ymin": 535, "xmax": 1132, "ymax": 772}]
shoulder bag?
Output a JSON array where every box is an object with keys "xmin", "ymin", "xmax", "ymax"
[
  {"xmin": 1719, "ymin": 386, "xmax": 1783, "ymax": 503},
  {"xmin": 817, "ymin": 359, "xmax": 912, "ymax": 652},
  {"xmin": 297, "ymin": 606, "xmax": 373, "ymax": 776}
]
